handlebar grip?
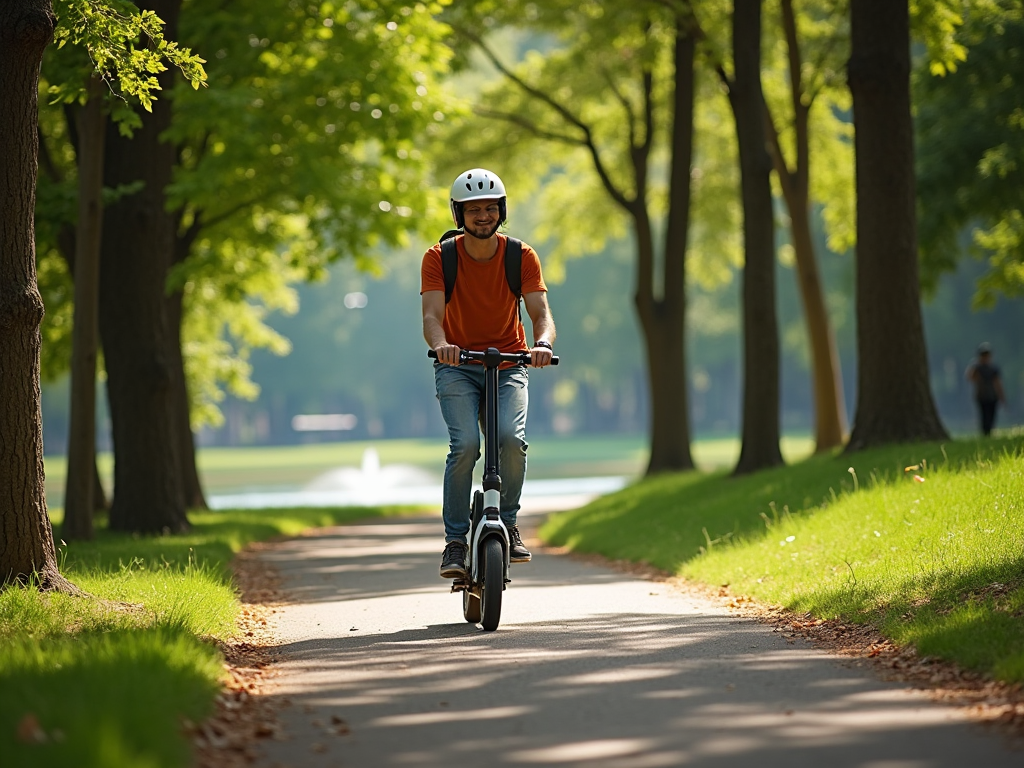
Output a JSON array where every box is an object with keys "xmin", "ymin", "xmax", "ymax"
[{"xmin": 428, "ymin": 349, "xmax": 559, "ymax": 365}]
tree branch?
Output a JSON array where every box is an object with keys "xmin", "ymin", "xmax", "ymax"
[
  {"xmin": 763, "ymin": 95, "xmax": 796, "ymax": 205},
  {"xmin": 473, "ymin": 108, "xmax": 587, "ymax": 146},
  {"xmin": 686, "ymin": 4, "xmax": 733, "ymax": 95},
  {"xmin": 455, "ymin": 25, "xmax": 634, "ymax": 211},
  {"xmin": 641, "ymin": 64, "xmax": 655, "ymax": 158},
  {"xmin": 198, "ymin": 199, "xmax": 259, "ymax": 232},
  {"xmin": 781, "ymin": 0, "xmax": 810, "ymax": 190},
  {"xmin": 803, "ymin": 1, "xmax": 849, "ymax": 107},
  {"xmin": 456, "ymin": 26, "xmax": 591, "ymax": 136},
  {"xmin": 601, "ymin": 66, "xmax": 638, "ymax": 151},
  {"xmin": 173, "ymin": 196, "xmax": 263, "ymax": 268}
]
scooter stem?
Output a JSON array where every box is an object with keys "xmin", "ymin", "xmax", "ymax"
[{"xmin": 482, "ymin": 347, "xmax": 501, "ymax": 493}]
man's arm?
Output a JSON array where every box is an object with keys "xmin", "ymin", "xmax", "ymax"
[
  {"xmin": 996, "ymin": 373, "xmax": 1007, "ymax": 405},
  {"xmin": 524, "ymin": 290, "xmax": 555, "ymax": 368},
  {"xmin": 422, "ymin": 291, "xmax": 461, "ymax": 365}
]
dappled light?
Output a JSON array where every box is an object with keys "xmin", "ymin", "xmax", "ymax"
[
  {"xmin": 254, "ymin": 515, "xmax": 1014, "ymax": 767},
  {"xmin": 5, "ymin": 0, "xmax": 1024, "ymax": 765}
]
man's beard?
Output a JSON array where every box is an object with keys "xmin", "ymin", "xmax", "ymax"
[{"xmin": 464, "ymin": 220, "xmax": 501, "ymax": 239}]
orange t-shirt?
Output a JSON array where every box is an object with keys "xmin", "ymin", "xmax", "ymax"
[{"xmin": 421, "ymin": 234, "xmax": 547, "ymax": 353}]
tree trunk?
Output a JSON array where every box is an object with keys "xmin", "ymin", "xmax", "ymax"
[
  {"xmin": 0, "ymin": 0, "xmax": 80, "ymax": 591},
  {"xmin": 62, "ymin": 78, "xmax": 105, "ymax": 541},
  {"xmin": 846, "ymin": 0, "xmax": 947, "ymax": 449},
  {"xmin": 788, "ymin": 201, "xmax": 847, "ymax": 449},
  {"xmin": 730, "ymin": 0, "xmax": 784, "ymax": 475},
  {"xmin": 167, "ymin": 287, "xmax": 208, "ymax": 509},
  {"xmin": 640, "ymin": 18, "xmax": 696, "ymax": 474},
  {"xmin": 93, "ymin": 459, "xmax": 108, "ymax": 511},
  {"xmin": 767, "ymin": 0, "xmax": 848, "ymax": 452},
  {"xmin": 45, "ymin": 110, "xmax": 111, "ymax": 514},
  {"xmin": 99, "ymin": 0, "xmax": 189, "ymax": 533}
]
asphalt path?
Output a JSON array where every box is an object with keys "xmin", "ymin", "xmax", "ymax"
[{"xmin": 254, "ymin": 498, "xmax": 1018, "ymax": 768}]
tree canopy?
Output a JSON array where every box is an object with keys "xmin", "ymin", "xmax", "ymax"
[
  {"xmin": 918, "ymin": 0, "xmax": 1024, "ymax": 307},
  {"xmin": 37, "ymin": 0, "xmax": 455, "ymax": 427}
]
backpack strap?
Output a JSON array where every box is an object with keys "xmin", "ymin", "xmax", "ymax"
[
  {"xmin": 440, "ymin": 231, "xmax": 460, "ymax": 304},
  {"xmin": 439, "ymin": 233, "xmax": 523, "ymax": 310},
  {"xmin": 505, "ymin": 237, "xmax": 523, "ymax": 321}
]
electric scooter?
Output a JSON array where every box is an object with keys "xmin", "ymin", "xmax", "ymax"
[{"xmin": 428, "ymin": 347, "xmax": 559, "ymax": 631}]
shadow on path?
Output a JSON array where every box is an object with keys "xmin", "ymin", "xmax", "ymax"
[{"xmin": 255, "ymin": 516, "xmax": 1017, "ymax": 768}]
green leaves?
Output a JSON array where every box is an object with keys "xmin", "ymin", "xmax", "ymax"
[
  {"xmin": 50, "ymin": 0, "xmax": 207, "ymax": 112},
  {"xmin": 910, "ymin": 0, "xmax": 968, "ymax": 76},
  {"xmin": 917, "ymin": 0, "xmax": 1024, "ymax": 303},
  {"xmin": 161, "ymin": 0, "xmax": 454, "ymax": 424}
]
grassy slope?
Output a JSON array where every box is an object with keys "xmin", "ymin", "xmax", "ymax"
[
  {"xmin": 0, "ymin": 506, "xmax": 423, "ymax": 768},
  {"xmin": 541, "ymin": 436, "xmax": 1024, "ymax": 682}
]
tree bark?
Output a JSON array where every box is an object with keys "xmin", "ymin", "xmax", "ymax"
[
  {"xmin": 93, "ymin": 460, "xmax": 108, "ymax": 510},
  {"xmin": 846, "ymin": 0, "xmax": 947, "ymax": 449},
  {"xmin": 99, "ymin": 0, "xmax": 189, "ymax": 533},
  {"xmin": 639, "ymin": 16, "xmax": 696, "ymax": 474},
  {"xmin": 0, "ymin": 0, "xmax": 80, "ymax": 591},
  {"xmin": 730, "ymin": 0, "xmax": 784, "ymax": 475},
  {"xmin": 42, "ymin": 112, "xmax": 111, "ymax": 513},
  {"xmin": 765, "ymin": 0, "xmax": 848, "ymax": 452},
  {"xmin": 62, "ymin": 78, "xmax": 105, "ymax": 541},
  {"xmin": 788, "ymin": 201, "xmax": 847, "ymax": 449},
  {"xmin": 166, "ymin": 286, "xmax": 208, "ymax": 509}
]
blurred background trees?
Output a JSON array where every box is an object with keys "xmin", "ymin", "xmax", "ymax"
[{"xmin": 26, "ymin": 0, "xmax": 1024, "ymax": 519}]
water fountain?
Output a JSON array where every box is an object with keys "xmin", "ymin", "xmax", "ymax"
[{"xmin": 304, "ymin": 447, "xmax": 438, "ymax": 497}]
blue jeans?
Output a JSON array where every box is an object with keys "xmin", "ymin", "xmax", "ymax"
[{"xmin": 434, "ymin": 362, "xmax": 529, "ymax": 543}]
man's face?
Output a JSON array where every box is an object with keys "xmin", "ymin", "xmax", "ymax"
[{"xmin": 462, "ymin": 199, "xmax": 501, "ymax": 239}]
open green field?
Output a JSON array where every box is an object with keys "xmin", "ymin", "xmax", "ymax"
[
  {"xmin": 541, "ymin": 434, "xmax": 1024, "ymax": 682},
  {"xmin": 0, "ymin": 506, "xmax": 423, "ymax": 768},
  {"xmin": 41, "ymin": 433, "xmax": 815, "ymax": 506}
]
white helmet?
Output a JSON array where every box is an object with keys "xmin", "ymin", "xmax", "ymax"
[{"xmin": 450, "ymin": 168, "xmax": 507, "ymax": 227}]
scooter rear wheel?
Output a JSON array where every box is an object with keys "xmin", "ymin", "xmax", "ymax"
[
  {"xmin": 462, "ymin": 587, "xmax": 481, "ymax": 623},
  {"xmin": 480, "ymin": 538, "xmax": 503, "ymax": 631}
]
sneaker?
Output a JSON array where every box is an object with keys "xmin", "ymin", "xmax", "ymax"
[
  {"xmin": 508, "ymin": 525, "xmax": 532, "ymax": 563},
  {"xmin": 439, "ymin": 541, "xmax": 467, "ymax": 578}
]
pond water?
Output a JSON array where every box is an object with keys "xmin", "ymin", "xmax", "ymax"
[{"xmin": 208, "ymin": 447, "xmax": 626, "ymax": 510}]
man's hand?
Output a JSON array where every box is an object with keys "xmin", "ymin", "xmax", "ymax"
[
  {"xmin": 530, "ymin": 344, "xmax": 553, "ymax": 368},
  {"xmin": 434, "ymin": 343, "xmax": 462, "ymax": 366}
]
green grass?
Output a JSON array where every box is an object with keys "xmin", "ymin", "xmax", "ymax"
[
  {"xmin": 541, "ymin": 435, "xmax": 1024, "ymax": 682},
  {"xmin": 0, "ymin": 505, "xmax": 424, "ymax": 768}
]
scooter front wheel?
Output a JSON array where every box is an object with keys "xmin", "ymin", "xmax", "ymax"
[
  {"xmin": 479, "ymin": 537, "xmax": 503, "ymax": 631},
  {"xmin": 462, "ymin": 587, "xmax": 481, "ymax": 623}
]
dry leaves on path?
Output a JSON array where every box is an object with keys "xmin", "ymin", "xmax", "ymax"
[{"xmin": 190, "ymin": 542, "xmax": 289, "ymax": 768}]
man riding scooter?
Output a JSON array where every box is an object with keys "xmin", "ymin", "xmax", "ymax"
[{"xmin": 420, "ymin": 168, "xmax": 557, "ymax": 579}]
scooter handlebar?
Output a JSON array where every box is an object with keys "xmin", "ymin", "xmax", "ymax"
[{"xmin": 428, "ymin": 348, "xmax": 559, "ymax": 366}]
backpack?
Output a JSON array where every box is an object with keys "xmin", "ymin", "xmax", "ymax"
[{"xmin": 438, "ymin": 230, "xmax": 523, "ymax": 312}]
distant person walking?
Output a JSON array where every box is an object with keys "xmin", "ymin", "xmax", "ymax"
[{"xmin": 965, "ymin": 343, "xmax": 1006, "ymax": 436}]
